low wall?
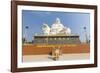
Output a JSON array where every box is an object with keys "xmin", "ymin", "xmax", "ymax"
[{"xmin": 22, "ymin": 44, "xmax": 90, "ymax": 55}]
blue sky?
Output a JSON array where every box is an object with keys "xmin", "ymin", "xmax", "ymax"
[{"xmin": 22, "ymin": 10, "xmax": 90, "ymax": 42}]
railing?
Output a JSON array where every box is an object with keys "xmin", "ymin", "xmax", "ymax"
[{"xmin": 34, "ymin": 33, "xmax": 79, "ymax": 37}]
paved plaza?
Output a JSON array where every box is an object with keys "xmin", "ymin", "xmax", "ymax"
[{"xmin": 23, "ymin": 53, "xmax": 90, "ymax": 62}]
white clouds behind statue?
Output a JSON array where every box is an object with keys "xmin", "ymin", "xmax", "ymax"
[{"xmin": 42, "ymin": 18, "xmax": 71, "ymax": 35}]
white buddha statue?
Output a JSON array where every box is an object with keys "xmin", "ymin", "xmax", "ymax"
[
  {"xmin": 50, "ymin": 18, "xmax": 64, "ymax": 35},
  {"xmin": 42, "ymin": 18, "xmax": 71, "ymax": 35}
]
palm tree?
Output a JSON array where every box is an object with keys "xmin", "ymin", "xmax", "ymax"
[{"xmin": 22, "ymin": 37, "xmax": 26, "ymax": 44}]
